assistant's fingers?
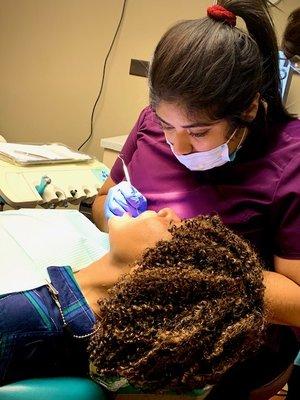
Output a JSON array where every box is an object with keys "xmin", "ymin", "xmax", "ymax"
[{"xmin": 109, "ymin": 197, "xmax": 129, "ymax": 216}]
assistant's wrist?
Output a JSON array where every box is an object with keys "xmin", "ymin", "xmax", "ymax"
[{"xmin": 92, "ymin": 194, "xmax": 109, "ymax": 231}]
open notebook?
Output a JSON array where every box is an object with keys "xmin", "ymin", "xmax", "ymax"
[{"xmin": 0, "ymin": 209, "xmax": 109, "ymax": 295}]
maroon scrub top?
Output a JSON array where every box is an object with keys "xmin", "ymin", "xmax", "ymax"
[{"xmin": 111, "ymin": 106, "xmax": 300, "ymax": 268}]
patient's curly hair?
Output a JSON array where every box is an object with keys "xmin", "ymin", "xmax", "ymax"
[{"xmin": 88, "ymin": 215, "xmax": 266, "ymax": 392}]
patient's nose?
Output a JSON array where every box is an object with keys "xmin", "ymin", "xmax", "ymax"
[{"xmin": 158, "ymin": 208, "xmax": 181, "ymax": 223}]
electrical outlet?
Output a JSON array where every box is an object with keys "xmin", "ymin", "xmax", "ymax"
[{"xmin": 129, "ymin": 59, "xmax": 149, "ymax": 77}]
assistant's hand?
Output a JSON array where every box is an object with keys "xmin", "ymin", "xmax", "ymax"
[{"xmin": 104, "ymin": 181, "xmax": 147, "ymax": 219}]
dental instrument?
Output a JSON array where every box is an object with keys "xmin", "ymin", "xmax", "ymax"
[{"xmin": 118, "ymin": 155, "xmax": 131, "ymax": 186}]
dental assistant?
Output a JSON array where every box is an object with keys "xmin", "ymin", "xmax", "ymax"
[
  {"xmin": 93, "ymin": 0, "xmax": 300, "ymax": 271},
  {"xmin": 93, "ymin": 0, "xmax": 300, "ymax": 321}
]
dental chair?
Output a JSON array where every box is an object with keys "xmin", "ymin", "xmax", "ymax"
[
  {"xmin": 0, "ymin": 362, "xmax": 293, "ymax": 400},
  {"xmin": 0, "ymin": 377, "xmax": 107, "ymax": 400}
]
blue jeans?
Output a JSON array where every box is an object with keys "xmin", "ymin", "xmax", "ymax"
[{"xmin": 0, "ymin": 266, "xmax": 95, "ymax": 385}]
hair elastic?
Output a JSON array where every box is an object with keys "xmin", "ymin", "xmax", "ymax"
[{"xmin": 207, "ymin": 4, "xmax": 237, "ymax": 27}]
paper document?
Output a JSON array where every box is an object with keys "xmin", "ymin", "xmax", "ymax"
[
  {"xmin": 0, "ymin": 143, "xmax": 92, "ymax": 165},
  {"xmin": 0, "ymin": 209, "xmax": 109, "ymax": 295}
]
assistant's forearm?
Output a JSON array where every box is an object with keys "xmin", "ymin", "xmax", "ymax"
[
  {"xmin": 263, "ymin": 270, "xmax": 300, "ymax": 327},
  {"xmin": 92, "ymin": 194, "xmax": 108, "ymax": 232}
]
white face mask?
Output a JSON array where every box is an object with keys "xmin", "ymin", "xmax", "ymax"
[{"xmin": 167, "ymin": 128, "xmax": 245, "ymax": 171}]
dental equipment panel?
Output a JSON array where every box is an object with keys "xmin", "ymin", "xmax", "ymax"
[{"xmin": 0, "ymin": 153, "xmax": 110, "ymax": 209}]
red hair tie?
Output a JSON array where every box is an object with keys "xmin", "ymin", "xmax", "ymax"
[{"xmin": 207, "ymin": 4, "xmax": 237, "ymax": 27}]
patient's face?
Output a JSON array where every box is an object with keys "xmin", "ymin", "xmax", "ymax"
[{"xmin": 108, "ymin": 208, "xmax": 181, "ymax": 264}]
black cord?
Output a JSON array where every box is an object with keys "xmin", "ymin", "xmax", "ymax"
[{"xmin": 78, "ymin": 0, "xmax": 127, "ymax": 151}]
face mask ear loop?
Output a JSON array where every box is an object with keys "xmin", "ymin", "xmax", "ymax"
[
  {"xmin": 235, "ymin": 127, "xmax": 248, "ymax": 153},
  {"xmin": 228, "ymin": 127, "xmax": 247, "ymax": 161},
  {"xmin": 225, "ymin": 127, "xmax": 238, "ymax": 145}
]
